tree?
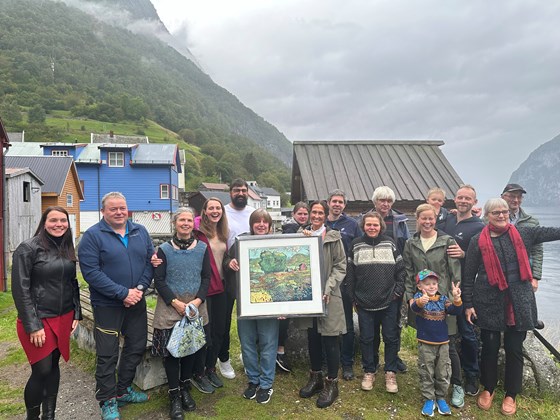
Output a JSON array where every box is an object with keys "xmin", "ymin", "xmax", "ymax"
[{"xmin": 27, "ymin": 104, "xmax": 46, "ymax": 123}]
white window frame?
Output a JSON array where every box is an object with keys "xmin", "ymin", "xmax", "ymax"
[
  {"xmin": 160, "ymin": 184, "xmax": 170, "ymax": 199},
  {"xmin": 108, "ymin": 152, "xmax": 124, "ymax": 167},
  {"xmin": 67, "ymin": 193, "xmax": 73, "ymax": 207},
  {"xmin": 52, "ymin": 150, "xmax": 68, "ymax": 157}
]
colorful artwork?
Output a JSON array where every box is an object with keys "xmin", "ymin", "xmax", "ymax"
[{"xmin": 247, "ymin": 245, "xmax": 312, "ymax": 303}]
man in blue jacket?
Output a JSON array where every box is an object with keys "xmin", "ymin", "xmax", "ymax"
[{"xmin": 78, "ymin": 192, "xmax": 154, "ymax": 420}]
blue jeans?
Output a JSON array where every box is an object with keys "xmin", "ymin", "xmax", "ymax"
[
  {"xmin": 456, "ymin": 309, "xmax": 480, "ymax": 377},
  {"xmin": 357, "ymin": 300, "xmax": 399, "ymax": 373},
  {"xmin": 237, "ymin": 318, "xmax": 279, "ymax": 389}
]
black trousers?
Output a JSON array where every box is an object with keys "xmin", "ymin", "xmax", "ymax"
[
  {"xmin": 340, "ymin": 283, "xmax": 355, "ymax": 367},
  {"xmin": 93, "ymin": 300, "xmax": 147, "ymax": 402},
  {"xmin": 308, "ymin": 319, "xmax": 340, "ymax": 379},
  {"xmin": 203, "ymin": 292, "xmax": 228, "ymax": 370},
  {"xmin": 218, "ymin": 278, "xmax": 236, "ymax": 363},
  {"xmin": 480, "ymin": 328, "xmax": 526, "ymax": 397}
]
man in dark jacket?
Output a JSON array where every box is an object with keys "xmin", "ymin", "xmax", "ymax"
[
  {"xmin": 440, "ymin": 185, "xmax": 485, "ymax": 398},
  {"xmin": 78, "ymin": 192, "xmax": 154, "ymax": 420}
]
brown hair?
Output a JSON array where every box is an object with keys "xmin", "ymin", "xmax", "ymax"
[
  {"xmin": 360, "ymin": 211, "xmax": 386, "ymax": 233},
  {"xmin": 199, "ymin": 197, "xmax": 229, "ymax": 243},
  {"xmin": 249, "ymin": 209, "xmax": 273, "ymax": 234}
]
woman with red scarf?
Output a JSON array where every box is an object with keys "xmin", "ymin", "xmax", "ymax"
[{"xmin": 462, "ymin": 198, "xmax": 560, "ymax": 416}]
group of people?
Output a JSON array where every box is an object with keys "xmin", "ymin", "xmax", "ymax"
[{"xmin": 11, "ymin": 178, "xmax": 560, "ymax": 419}]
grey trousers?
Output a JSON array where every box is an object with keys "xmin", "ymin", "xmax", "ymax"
[{"xmin": 417, "ymin": 342, "xmax": 451, "ymax": 401}]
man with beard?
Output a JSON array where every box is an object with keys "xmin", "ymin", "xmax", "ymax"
[
  {"xmin": 325, "ymin": 189, "xmax": 362, "ymax": 380},
  {"xmin": 219, "ymin": 179, "xmax": 256, "ymax": 380},
  {"xmin": 440, "ymin": 184, "xmax": 485, "ymax": 405}
]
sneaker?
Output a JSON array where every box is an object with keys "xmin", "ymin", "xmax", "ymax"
[
  {"xmin": 190, "ymin": 375, "xmax": 215, "ymax": 394},
  {"xmin": 361, "ymin": 372, "xmax": 375, "ymax": 391},
  {"xmin": 436, "ymin": 399, "xmax": 452, "ymax": 415},
  {"xmin": 256, "ymin": 387, "xmax": 273, "ymax": 404},
  {"xmin": 218, "ymin": 359, "xmax": 236, "ymax": 379},
  {"xmin": 465, "ymin": 375, "xmax": 479, "ymax": 396},
  {"xmin": 342, "ymin": 365, "xmax": 354, "ymax": 380},
  {"xmin": 421, "ymin": 399, "xmax": 435, "ymax": 417},
  {"xmin": 385, "ymin": 371, "xmax": 398, "ymax": 393},
  {"xmin": 276, "ymin": 353, "xmax": 291, "ymax": 372},
  {"xmin": 116, "ymin": 386, "xmax": 148, "ymax": 406},
  {"xmin": 451, "ymin": 384, "xmax": 465, "ymax": 408},
  {"xmin": 396, "ymin": 358, "xmax": 408, "ymax": 373},
  {"xmin": 100, "ymin": 398, "xmax": 120, "ymax": 420},
  {"xmin": 206, "ymin": 369, "xmax": 223, "ymax": 388},
  {"xmin": 242, "ymin": 382, "xmax": 259, "ymax": 400}
]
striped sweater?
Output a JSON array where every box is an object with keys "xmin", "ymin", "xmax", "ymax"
[{"xmin": 411, "ymin": 292, "xmax": 462, "ymax": 345}]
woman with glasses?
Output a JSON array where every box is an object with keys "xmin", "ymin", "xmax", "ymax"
[{"xmin": 462, "ymin": 198, "xmax": 560, "ymax": 416}]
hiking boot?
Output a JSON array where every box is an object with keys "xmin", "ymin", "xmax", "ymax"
[
  {"xmin": 242, "ymin": 382, "xmax": 259, "ymax": 400},
  {"xmin": 218, "ymin": 359, "xmax": 236, "ymax": 379},
  {"xmin": 41, "ymin": 394, "xmax": 57, "ymax": 420},
  {"xmin": 421, "ymin": 399, "xmax": 435, "ymax": 417},
  {"xmin": 256, "ymin": 387, "xmax": 273, "ymax": 404},
  {"xmin": 477, "ymin": 390, "xmax": 495, "ymax": 411},
  {"xmin": 436, "ymin": 399, "xmax": 452, "ymax": 415},
  {"xmin": 451, "ymin": 384, "xmax": 465, "ymax": 408},
  {"xmin": 385, "ymin": 371, "xmax": 398, "ymax": 393},
  {"xmin": 361, "ymin": 372, "xmax": 375, "ymax": 391},
  {"xmin": 396, "ymin": 358, "xmax": 408, "ymax": 373},
  {"xmin": 179, "ymin": 380, "xmax": 196, "ymax": 411},
  {"xmin": 464, "ymin": 375, "xmax": 479, "ymax": 396},
  {"xmin": 191, "ymin": 375, "xmax": 215, "ymax": 394},
  {"xmin": 316, "ymin": 377, "xmax": 338, "ymax": 408},
  {"xmin": 276, "ymin": 353, "xmax": 291, "ymax": 372},
  {"xmin": 342, "ymin": 365, "xmax": 354, "ymax": 380},
  {"xmin": 116, "ymin": 387, "xmax": 148, "ymax": 406},
  {"xmin": 206, "ymin": 368, "xmax": 223, "ymax": 388},
  {"xmin": 299, "ymin": 370, "xmax": 324, "ymax": 398},
  {"xmin": 100, "ymin": 398, "xmax": 120, "ymax": 420},
  {"xmin": 168, "ymin": 388, "xmax": 183, "ymax": 420},
  {"xmin": 25, "ymin": 404, "xmax": 41, "ymax": 420}
]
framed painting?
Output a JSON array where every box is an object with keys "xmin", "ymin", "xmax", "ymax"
[{"xmin": 235, "ymin": 234, "xmax": 326, "ymax": 319}]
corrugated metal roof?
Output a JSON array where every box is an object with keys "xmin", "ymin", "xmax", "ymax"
[
  {"xmin": 5, "ymin": 142, "xmax": 43, "ymax": 156},
  {"xmin": 5, "ymin": 167, "xmax": 44, "ymax": 184},
  {"xmin": 5, "ymin": 156, "xmax": 73, "ymax": 194},
  {"xmin": 197, "ymin": 191, "xmax": 232, "ymax": 204},
  {"xmin": 292, "ymin": 140, "xmax": 463, "ymax": 202},
  {"xmin": 131, "ymin": 144, "xmax": 177, "ymax": 165},
  {"xmin": 7, "ymin": 132, "xmax": 24, "ymax": 142},
  {"xmin": 91, "ymin": 133, "xmax": 149, "ymax": 144},
  {"xmin": 261, "ymin": 187, "xmax": 281, "ymax": 196}
]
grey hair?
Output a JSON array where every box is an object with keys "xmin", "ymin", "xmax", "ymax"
[
  {"xmin": 101, "ymin": 192, "xmax": 126, "ymax": 209},
  {"xmin": 328, "ymin": 189, "xmax": 347, "ymax": 204},
  {"xmin": 372, "ymin": 186, "xmax": 396, "ymax": 203},
  {"xmin": 172, "ymin": 207, "xmax": 196, "ymax": 224},
  {"xmin": 483, "ymin": 198, "xmax": 509, "ymax": 217}
]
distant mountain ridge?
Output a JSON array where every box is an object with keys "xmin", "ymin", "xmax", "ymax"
[{"xmin": 508, "ymin": 133, "xmax": 560, "ymax": 206}]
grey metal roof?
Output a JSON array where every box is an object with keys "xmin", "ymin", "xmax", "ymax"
[
  {"xmin": 5, "ymin": 156, "xmax": 73, "ymax": 194},
  {"xmin": 261, "ymin": 187, "xmax": 281, "ymax": 196},
  {"xmin": 7, "ymin": 132, "xmax": 24, "ymax": 142},
  {"xmin": 131, "ymin": 144, "xmax": 177, "ymax": 165},
  {"xmin": 91, "ymin": 133, "xmax": 149, "ymax": 144},
  {"xmin": 5, "ymin": 142, "xmax": 43, "ymax": 156},
  {"xmin": 197, "ymin": 191, "xmax": 232, "ymax": 204},
  {"xmin": 5, "ymin": 167, "xmax": 44, "ymax": 184},
  {"xmin": 291, "ymin": 140, "xmax": 463, "ymax": 202}
]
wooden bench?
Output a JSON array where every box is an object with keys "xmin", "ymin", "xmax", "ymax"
[{"xmin": 75, "ymin": 289, "xmax": 167, "ymax": 390}]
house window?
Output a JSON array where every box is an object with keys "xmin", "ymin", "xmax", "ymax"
[
  {"xmin": 52, "ymin": 150, "xmax": 68, "ymax": 157},
  {"xmin": 172, "ymin": 185, "xmax": 178, "ymax": 200},
  {"xmin": 23, "ymin": 181, "xmax": 31, "ymax": 202},
  {"xmin": 108, "ymin": 152, "xmax": 124, "ymax": 167},
  {"xmin": 160, "ymin": 184, "xmax": 169, "ymax": 199},
  {"xmin": 67, "ymin": 193, "xmax": 73, "ymax": 207}
]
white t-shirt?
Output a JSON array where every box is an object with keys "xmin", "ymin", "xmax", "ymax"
[{"xmin": 225, "ymin": 203, "xmax": 256, "ymax": 248}]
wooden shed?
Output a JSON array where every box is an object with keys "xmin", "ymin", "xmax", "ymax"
[{"xmin": 291, "ymin": 140, "xmax": 464, "ymax": 215}]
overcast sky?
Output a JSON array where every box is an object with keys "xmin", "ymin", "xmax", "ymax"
[{"xmin": 151, "ymin": 0, "xmax": 560, "ymax": 202}]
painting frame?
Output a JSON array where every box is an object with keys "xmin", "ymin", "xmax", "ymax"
[{"xmin": 235, "ymin": 234, "xmax": 326, "ymax": 319}]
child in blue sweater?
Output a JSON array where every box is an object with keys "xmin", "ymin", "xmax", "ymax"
[{"xmin": 411, "ymin": 269, "xmax": 462, "ymax": 417}]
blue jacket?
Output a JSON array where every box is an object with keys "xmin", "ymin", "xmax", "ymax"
[
  {"xmin": 325, "ymin": 213, "xmax": 362, "ymax": 256},
  {"xmin": 78, "ymin": 219, "xmax": 154, "ymax": 307}
]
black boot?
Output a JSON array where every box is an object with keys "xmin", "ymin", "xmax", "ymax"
[
  {"xmin": 179, "ymin": 380, "xmax": 196, "ymax": 411},
  {"xmin": 299, "ymin": 370, "xmax": 324, "ymax": 398},
  {"xmin": 25, "ymin": 405, "xmax": 41, "ymax": 420},
  {"xmin": 168, "ymin": 388, "xmax": 183, "ymax": 420},
  {"xmin": 41, "ymin": 394, "xmax": 57, "ymax": 420},
  {"xmin": 316, "ymin": 377, "xmax": 338, "ymax": 408}
]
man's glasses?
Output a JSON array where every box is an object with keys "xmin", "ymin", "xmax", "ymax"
[
  {"xmin": 231, "ymin": 188, "xmax": 248, "ymax": 194},
  {"xmin": 490, "ymin": 210, "xmax": 509, "ymax": 217}
]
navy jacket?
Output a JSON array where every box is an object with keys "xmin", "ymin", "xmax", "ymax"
[
  {"xmin": 325, "ymin": 213, "xmax": 362, "ymax": 256},
  {"xmin": 78, "ymin": 219, "xmax": 154, "ymax": 307}
]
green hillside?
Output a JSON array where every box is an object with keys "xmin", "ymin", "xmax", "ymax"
[{"xmin": 0, "ymin": 0, "xmax": 292, "ymax": 195}]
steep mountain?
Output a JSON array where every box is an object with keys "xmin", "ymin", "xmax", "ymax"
[
  {"xmin": 0, "ymin": 0, "xmax": 292, "ymax": 169},
  {"xmin": 508, "ymin": 133, "xmax": 560, "ymax": 206}
]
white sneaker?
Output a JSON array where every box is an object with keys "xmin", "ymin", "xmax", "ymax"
[{"xmin": 218, "ymin": 359, "xmax": 236, "ymax": 379}]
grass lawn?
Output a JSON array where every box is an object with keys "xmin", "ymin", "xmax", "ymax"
[{"xmin": 0, "ymin": 288, "xmax": 557, "ymax": 419}]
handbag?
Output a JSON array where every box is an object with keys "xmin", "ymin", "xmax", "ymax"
[{"xmin": 166, "ymin": 303, "xmax": 206, "ymax": 358}]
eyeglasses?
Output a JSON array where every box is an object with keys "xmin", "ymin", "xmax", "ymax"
[
  {"xmin": 490, "ymin": 210, "xmax": 509, "ymax": 217},
  {"xmin": 231, "ymin": 188, "xmax": 248, "ymax": 194}
]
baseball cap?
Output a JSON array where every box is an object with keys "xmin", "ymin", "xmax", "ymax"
[
  {"xmin": 416, "ymin": 269, "xmax": 439, "ymax": 284},
  {"xmin": 502, "ymin": 183, "xmax": 527, "ymax": 194}
]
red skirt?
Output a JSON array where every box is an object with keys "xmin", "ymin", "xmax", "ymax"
[{"xmin": 17, "ymin": 311, "xmax": 74, "ymax": 365}]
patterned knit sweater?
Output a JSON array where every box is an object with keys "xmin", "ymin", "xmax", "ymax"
[
  {"xmin": 347, "ymin": 234, "xmax": 405, "ymax": 311},
  {"xmin": 411, "ymin": 292, "xmax": 462, "ymax": 345}
]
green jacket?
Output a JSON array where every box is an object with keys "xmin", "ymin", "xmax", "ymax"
[
  {"xmin": 295, "ymin": 228, "xmax": 347, "ymax": 336},
  {"xmin": 403, "ymin": 231, "xmax": 462, "ymax": 335},
  {"xmin": 516, "ymin": 207, "xmax": 543, "ymax": 280}
]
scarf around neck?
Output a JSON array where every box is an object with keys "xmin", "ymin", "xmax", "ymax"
[
  {"xmin": 172, "ymin": 233, "xmax": 195, "ymax": 250},
  {"xmin": 478, "ymin": 223, "xmax": 532, "ymax": 291}
]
